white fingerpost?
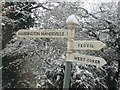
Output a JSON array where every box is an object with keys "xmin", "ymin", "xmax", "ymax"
[{"xmin": 63, "ymin": 15, "xmax": 79, "ymax": 89}]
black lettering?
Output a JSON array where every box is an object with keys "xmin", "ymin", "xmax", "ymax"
[
  {"xmin": 29, "ymin": 32, "xmax": 34, "ymax": 35},
  {"xmin": 80, "ymin": 44, "xmax": 83, "ymax": 47},
  {"xmin": 41, "ymin": 32, "xmax": 46, "ymax": 35},
  {"xmin": 31, "ymin": 32, "xmax": 40, "ymax": 35},
  {"xmin": 74, "ymin": 57, "xmax": 86, "ymax": 62},
  {"xmin": 79, "ymin": 57, "xmax": 82, "ymax": 61},
  {"xmin": 95, "ymin": 60, "xmax": 100, "ymax": 64},
  {"xmin": 84, "ymin": 44, "xmax": 86, "ymax": 47},
  {"xmin": 54, "ymin": 32, "xmax": 57, "ymax": 36},
  {"xmin": 18, "ymin": 32, "xmax": 29, "ymax": 35},
  {"xmin": 49, "ymin": 32, "xmax": 52, "ymax": 35},
  {"xmin": 87, "ymin": 59, "xmax": 90, "ymax": 62},
  {"xmin": 90, "ymin": 44, "xmax": 94, "ymax": 48},
  {"xmin": 86, "ymin": 44, "xmax": 89, "ymax": 47},
  {"xmin": 41, "ymin": 32, "xmax": 64, "ymax": 36},
  {"xmin": 74, "ymin": 57, "xmax": 79, "ymax": 60},
  {"xmin": 87, "ymin": 59, "xmax": 100, "ymax": 64},
  {"xmin": 25, "ymin": 32, "xmax": 29, "ymax": 35},
  {"xmin": 82, "ymin": 58, "xmax": 86, "ymax": 61}
]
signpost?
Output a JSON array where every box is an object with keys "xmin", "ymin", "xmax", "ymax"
[
  {"xmin": 63, "ymin": 15, "xmax": 78, "ymax": 89},
  {"xmin": 16, "ymin": 29, "xmax": 69, "ymax": 38},
  {"xmin": 72, "ymin": 41, "xmax": 106, "ymax": 50},
  {"xmin": 16, "ymin": 14, "xmax": 107, "ymax": 89},
  {"xmin": 67, "ymin": 53, "xmax": 107, "ymax": 66}
]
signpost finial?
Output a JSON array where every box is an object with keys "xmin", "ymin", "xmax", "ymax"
[{"xmin": 66, "ymin": 15, "xmax": 79, "ymax": 30}]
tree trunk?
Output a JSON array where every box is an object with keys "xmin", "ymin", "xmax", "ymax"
[
  {"xmin": 2, "ymin": 24, "xmax": 13, "ymax": 49},
  {"xmin": 117, "ymin": 59, "xmax": 120, "ymax": 90}
]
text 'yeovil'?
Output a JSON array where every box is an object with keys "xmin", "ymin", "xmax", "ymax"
[{"xmin": 73, "ymin": 41, "xmax": 106, "ymax": 50}]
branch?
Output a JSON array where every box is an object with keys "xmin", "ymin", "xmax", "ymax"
[
  {"xmin": 34, "ymin": 50, "xmax": 53, "ymax": 67},
  {"xmin": 29, "ymin": 3, "xmax": 51, "ymax": 11},
  {"xmin": 89, "ymin": 13, "xmax": 120, "ymax": 30},
  {"xmin": 89, "ymin": 13, "xmax": 98, "ymax": 19},
  {"xmin": 86, "ymin": 30, "xmax": 100, "ymax": 40}
]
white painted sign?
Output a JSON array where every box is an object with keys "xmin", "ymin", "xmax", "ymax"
[
  {"xmin": 16, "ymin": 29, "xmax": 69, "ymax": 38},
  {"xmin": 73, "ymin": 41, "xmax": 106, "ymax": 50},
  {"xmin": 66, "ymin": 53, "xmax": 107, "ymax": 66}
]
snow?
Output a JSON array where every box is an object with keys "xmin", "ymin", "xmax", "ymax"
[
  {"xmin": 2, "ymin": 1, "xmax": 119, "ymax": 88},
  {"xmin": 1, "ymin": 23, "xmax": 5, "ymax": 26},
  {"xmin": 66, "ymin": 15, "xmax": 79, "ymax": 25},
  {"xmin": 74, "ymin": 65, "xmax": 83, "ymax": 75},
  {"xmin": 0, "ymin": 67, "xmax": 2, "ymax": 70},
  {"xmin": 84, "ymin": 70, "xmax": 92, "ymax": 75},
  {"xmin": 36, "ymin": 83, "xmax": 41, "ymax": 88},
  {"xmin": 56, "ymin": 75, "xmax": 60, "ymax": 81}
]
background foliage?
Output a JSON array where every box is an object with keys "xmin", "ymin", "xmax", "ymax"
[{"xmin": 1, "ymin": 1, "xmax": 119, "ymax": 89}]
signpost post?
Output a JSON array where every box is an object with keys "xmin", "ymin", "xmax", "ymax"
[
  {"xmin": 16, "ymin": 14, "xmax": 107, "ymax": 89},
  {"xmin": 63, "ymin": 15, "xmax": 79, "ymax": 89}
]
